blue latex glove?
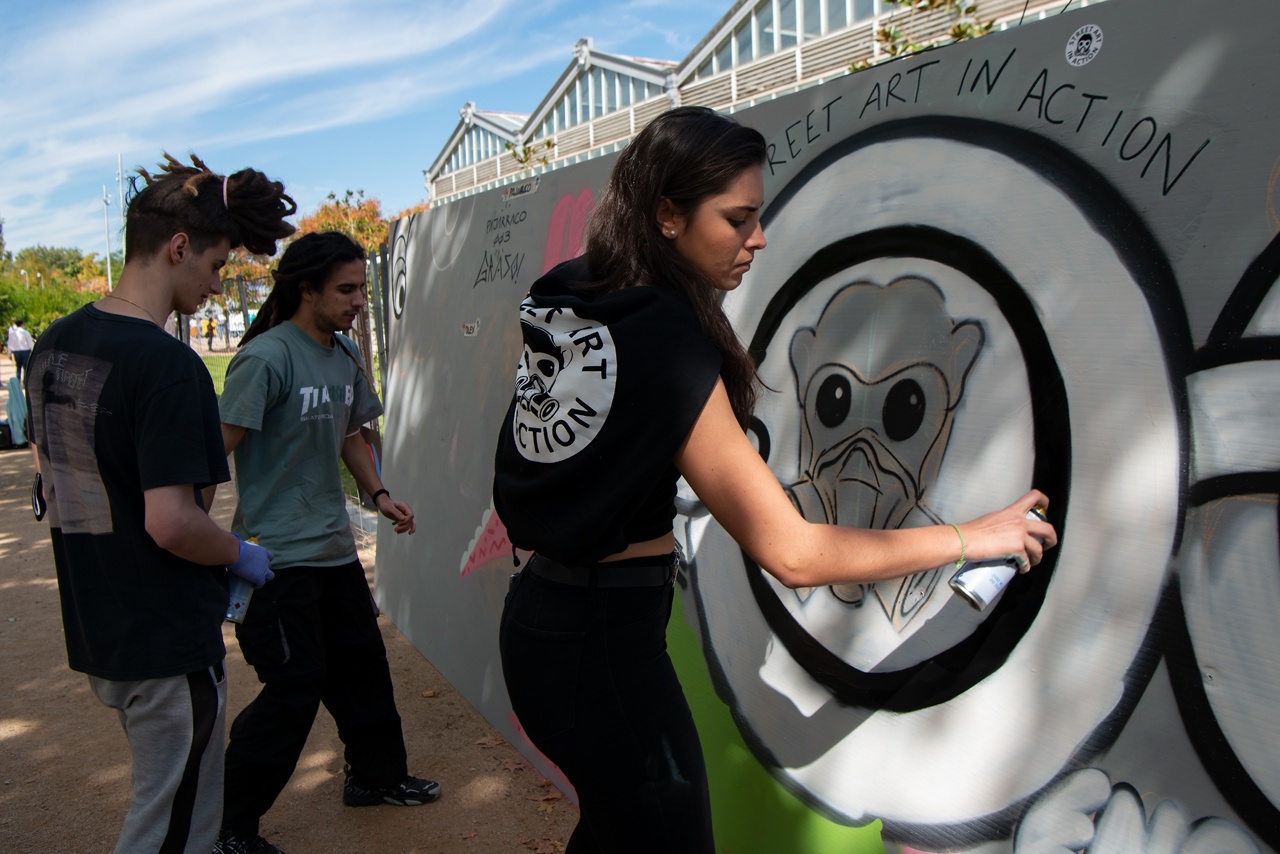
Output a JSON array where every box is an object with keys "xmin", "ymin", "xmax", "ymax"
[{"xmin": 228, "ymin": 536, "xmax": 275, "ymax": 588}]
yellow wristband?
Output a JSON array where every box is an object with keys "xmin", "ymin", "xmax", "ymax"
[{"xmin": 949, "ymin": 523, "xmax": 966, "ymax": 568}]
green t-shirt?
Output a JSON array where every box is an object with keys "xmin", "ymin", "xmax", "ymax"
[{"xmin": 220, "ymin": 321, "xmax": 383, "ymax": 569}]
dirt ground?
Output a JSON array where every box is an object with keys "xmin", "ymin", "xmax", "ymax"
[{"xmin": 0, "ymin": 356, "xmax": 578, "ymax": 853}]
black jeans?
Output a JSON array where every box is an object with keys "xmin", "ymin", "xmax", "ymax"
[
  {"xmin": 499, "ymin": 566, "xmax": 714, "ymax": 854},
  {"xmin": 222, "ymin": 561, "xmax": 407, "ymax": 837}
]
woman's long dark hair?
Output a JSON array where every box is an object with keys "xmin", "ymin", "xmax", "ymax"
[
  {"xmin": 240, "ymin": 231, "xmax": 370, "ymax": 384},
  {"xmin": 583, "ymin": 106, "xmax": 766, "ymax": 425}
]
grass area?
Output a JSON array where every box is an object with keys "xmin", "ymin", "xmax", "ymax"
[
  {"xmin": 201, "ymin": 353, "xmax": 234, "ymax": 397},
  {"xmin": 201, "ymin": 346, "xmax": 384, "ymax": 402}
]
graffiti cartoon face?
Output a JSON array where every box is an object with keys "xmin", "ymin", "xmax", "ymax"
[
  {"xmin": 783, "ymin": 277, "xmax": 983, "ymax": 638},
  {"xmin": 515, "ymin": 320, "xmax": 572, "ymax": 422}
]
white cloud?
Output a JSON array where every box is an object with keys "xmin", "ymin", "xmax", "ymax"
[{"xmin": 0, "ymin": 0, "xmax": 721, "ymax": 251}]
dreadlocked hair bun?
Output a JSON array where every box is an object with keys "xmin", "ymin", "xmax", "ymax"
[{"xmin": 126, "ymin": 152, "xmax": 297, "ymax": 259}]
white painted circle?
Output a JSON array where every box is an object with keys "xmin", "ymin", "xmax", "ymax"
[
  {"xmin": 511, "ymin": 302, "xmax": 617, "ymax": 463},
  {"xmin": 691, "ymin": 136, "xmax": 1180, "ymax": 827}
]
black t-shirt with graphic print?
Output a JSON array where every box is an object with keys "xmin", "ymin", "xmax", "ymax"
[
  {"xmin": 493, "ymin": 257, "xmax": 723, "ymax": 566},
  {"xmin": 28, "ymin": 304, "xmax": 231, "ymax": 681}
]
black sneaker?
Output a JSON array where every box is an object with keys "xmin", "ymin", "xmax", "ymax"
[
  {"xmin": 213, "ymin": 829, "xmax": 285, "ymax": 854},
  {"xmin": 342, "ymin": 764, "xmax": 441, "ymax": 807}
]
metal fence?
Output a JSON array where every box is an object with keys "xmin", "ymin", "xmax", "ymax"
[{"xmin": 169, "ymin": 250, "xmax": 392, "ymax": 543}]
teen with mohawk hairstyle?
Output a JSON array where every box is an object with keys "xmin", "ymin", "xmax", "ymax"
[{"xmin": 26, "ymin": 153, "xmax": 293, "ymax": 854}]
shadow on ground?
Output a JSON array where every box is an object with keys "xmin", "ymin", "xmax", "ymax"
[{"xmin": 0, "ymin": 355, "xmax": 576, "ymax": 854}]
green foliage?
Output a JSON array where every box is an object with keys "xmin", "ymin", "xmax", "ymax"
[
  {"xmin": 0, "ymin": 278, "xmax": 96, "ymax": 337},
  {"xmin": 505, "ymin": 139, "xmax": 556, "ymax": 173},
  {"xmin": 850, "ymin": 0, "xmax": 994, "ymax": 71},
  {"xmin": 14, "ymin": 245, "xmax": 86, "ymax": 280},
  {"xmin": 0, "ymin": 226, "xmax": 106, "ymax": 334}
]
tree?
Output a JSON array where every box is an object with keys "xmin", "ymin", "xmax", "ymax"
[
  {"xmin": 392, "ymin": 200, "xmax": 431, "ymax": 222},
  {"xmin": 14, "ymin": 245, "xmax": 86, "ymax": 284},
  {"xmin": 295, "ymin": 192, "xmax": 433, "ymax": 255},
  {"xmin": 851, "ymin": 0, "xmax": 994, "ymax": 70},
  {"xmin": 296, "ymin": 190, "xmax": 388, "ymax": 254},
  {"xmin": 0, "ymin": 279, "xmax": 96, "ymax": 335}
]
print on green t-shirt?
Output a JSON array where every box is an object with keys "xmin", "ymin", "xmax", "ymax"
[{"xmin": 220, "ymin": 321, "xmax": 383, "ymax": 569}]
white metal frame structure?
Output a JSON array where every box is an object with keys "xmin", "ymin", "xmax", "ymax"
[{"xmin": 425, "ymin": 0, "xmax": 1108, "ymax": 206}]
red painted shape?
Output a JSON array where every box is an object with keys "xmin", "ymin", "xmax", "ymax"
[
  {"xmin": 460, "ymin": 509, "xmax": 512, "ymax": 578},
  {"xmin": 542, "ymin": 189, "xmax": 596, "ymax": 273},
  {"xmin": 507, "ymin": 712, "xmax": 579, "ymax": 804}
]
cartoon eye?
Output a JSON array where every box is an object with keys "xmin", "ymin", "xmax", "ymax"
[
  {"xmin": 882, "ymin": 379, "xmax": 925, "ymax": 441},
  {"xmin": 536, "ymin": 358, "xmax": 557, "ymax": 378},
  {"xmin": 815, "ymin": 374, "xmax": 852, "ymax": 428}
]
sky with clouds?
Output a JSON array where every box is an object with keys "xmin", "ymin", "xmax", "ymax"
[{"xmin": 0, "ymin": 0, "xmax": 728, "ymax": 255}]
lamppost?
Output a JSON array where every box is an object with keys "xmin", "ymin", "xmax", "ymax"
[
  {"xmin": 36, "ymin": 272, "xmax": 43, "ymax": 287},
  {"xmin": 103, "ymin": 185, "xmax": 114, "ymax": 291},
  {"xmin": 19, "ymin": 269, "xmax": 27, "ymax": 288}
]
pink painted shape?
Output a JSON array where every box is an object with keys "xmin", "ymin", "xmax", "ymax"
[
  {"xmin": 460, "ymin": 510, "xmax": 512, "ymax": 578},
  {"xmin": 542, "ymin": 189, "xmax": 596, "ymax": 273},
  {"xmin": 507, "ymin": 712, "xmax": 578, "ymax": 805}
]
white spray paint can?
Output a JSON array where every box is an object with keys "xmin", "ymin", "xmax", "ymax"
[
  {"xmin": 948, "ymin": 505, "xmax": 1048, "ymax": 611},
  {"xmin": 225, "ymin": 578, "xmax": 254, "ymax": 623},
  {"xmin": 225, "ymin": 536, "xmax": 259, "ymax": 623}
]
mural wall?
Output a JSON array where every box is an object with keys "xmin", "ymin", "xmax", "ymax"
[{"xmin": 377, "ymin": 1, "xmax": 1280, "ymax": 852}]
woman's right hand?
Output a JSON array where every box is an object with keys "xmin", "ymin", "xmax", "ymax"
[{"xmin": 957, "ymin": 490, "xmax": 1058, "ymax": 573}]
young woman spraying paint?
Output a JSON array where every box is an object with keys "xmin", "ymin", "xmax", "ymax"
[{"xmin": 493, "ymin": 107, "xmax": 1057, "ymax": 854}]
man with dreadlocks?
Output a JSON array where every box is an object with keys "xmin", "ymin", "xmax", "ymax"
[
  {"xmin": 26, "ymin": 153, "xmax": 293, "ymax": 854},
  {"xmin": 213, "ymin": 231, "xmax": 437, "ymax": 854}
]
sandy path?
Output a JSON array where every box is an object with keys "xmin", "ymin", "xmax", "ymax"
[{"xmin": 0, "ymin": 354, "xmax": 576, "ymax": 854}]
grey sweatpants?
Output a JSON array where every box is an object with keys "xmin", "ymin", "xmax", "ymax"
[{"xmin": 89, "ymin": 664, "xmax": 227, "ymax": 854}]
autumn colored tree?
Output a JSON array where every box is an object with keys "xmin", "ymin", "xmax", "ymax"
[
  {"xmin": 296, "ymin": 190, "xmax": 388, "ymax": 254},
  {"xmin": 295, "ymin": 191, "xmax": 432, "ymax": 255},
  {"xmin": 392, "ymin": 200, "xmax": 431, "ymax": 222},
  {"xmin": 223, "ymin": 247, "xmax": 273, "ymax": 283}
]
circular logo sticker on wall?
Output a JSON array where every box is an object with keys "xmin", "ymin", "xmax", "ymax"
[
  {"xmin": 512, "ymin": 300, "xmax": 617, "ymax": 462},
  {"xmin": 1065, "ymin": 24, "xmax": 1103, "ymax": 66}
]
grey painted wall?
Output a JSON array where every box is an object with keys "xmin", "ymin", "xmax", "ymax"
[{"xmin": 378, "ymin": 1, "xmax": 1280, "ymax": 851}]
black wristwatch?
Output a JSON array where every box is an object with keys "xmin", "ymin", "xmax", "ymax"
[{"xmin": 370, "ymin": 488, "xmax": 390, "ymax": 503}]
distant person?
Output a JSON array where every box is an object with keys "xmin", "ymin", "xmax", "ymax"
[
  {"xmin": 214, "ymin": 231, "xmax": 436, "ymax": 854},
  {"xmin": 492, "ymin": 107, "xmax": 1057, "ymax": 853},
  {"xmin": 205, "ymin": 316, "xmax": 217, "ymax": 350},
  {"xmin": 25, "ymin": 153, "xmax": 294, "ymax": 854},
  {"xmin": 7, "ymin": 318, "xmax": 33, "ymax": 381}
]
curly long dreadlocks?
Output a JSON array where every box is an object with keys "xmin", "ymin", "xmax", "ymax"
[{"xmin": 240, "ymin": 231, "xmax": 371, "ymax": 385}]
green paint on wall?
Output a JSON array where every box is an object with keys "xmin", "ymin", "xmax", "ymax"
[{"xmin": 666, "ymin": 589, "xmax": 888, "ymax": 854}]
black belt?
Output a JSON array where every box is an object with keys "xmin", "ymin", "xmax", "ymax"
[{"xmin": 526, "ymin": 553, "xmax": 674, "ymax": 588}]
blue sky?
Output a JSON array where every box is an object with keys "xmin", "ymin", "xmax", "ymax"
[{"xmin": 0, "ymin": 0, "xmax": 727, "ymax": 255}]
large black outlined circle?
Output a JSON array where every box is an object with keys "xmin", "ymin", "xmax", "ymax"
[
  {"xmin": 1172, "ymin": 228, "xmax": 1280, "ymax": 852},
  {"xmin": 685, "ymin": 115, "xmax": 1195, "ymax": 844},
  {"xmin": 742, "ymin": 225, "xmax": 1071, "ymax": 713}
]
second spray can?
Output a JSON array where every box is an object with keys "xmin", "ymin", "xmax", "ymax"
[{"xmin": 225, "ymin": 536, "xmax": 260, "ymax": 624}]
